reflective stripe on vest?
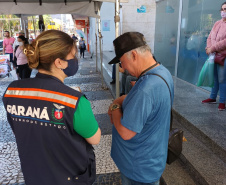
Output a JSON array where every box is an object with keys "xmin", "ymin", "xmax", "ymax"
[{"xmin": 4, "ymin": 88, "xmax": 78, "ymax": 108}]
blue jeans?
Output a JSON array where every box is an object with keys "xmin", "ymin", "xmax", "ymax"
[
  {"xmin": 5, "ymin": 53, "xmax": 13, "ymax": 62},
  {"xmin": 210, "ymin": 62, "xmax": 226, "ymax": 103},
  {"xmin": 121, "ymin": 173, "xmax": 159, "ymax": 185}
]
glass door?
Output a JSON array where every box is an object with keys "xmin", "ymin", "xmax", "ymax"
[
  {"xmin": 154, "ymin": 0, "xmax": 180, "ymax": 75},
  {"xmin": 177, "ymin": 0, "xmax": 223, "ymax": 85}
]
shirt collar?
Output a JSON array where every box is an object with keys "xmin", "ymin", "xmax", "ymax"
[{"xmin": 35, "ymin": 72, "xmax": 63, "ymax": 84}]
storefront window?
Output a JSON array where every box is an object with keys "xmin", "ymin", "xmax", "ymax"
[{"xmin": 154, "ymin": 0, "xmax": 223, "ymax": 86}]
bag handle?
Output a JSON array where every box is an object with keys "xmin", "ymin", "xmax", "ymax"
[{"xmin": 145, "ymin": 73, "xmax": 173, "ymax": 131}]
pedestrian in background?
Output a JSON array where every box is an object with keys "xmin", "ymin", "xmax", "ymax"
[
  {"xmin": 12, "ymin": 31, "xmax": 25, "ymax": 69},
  {"xmin": 3, "ymin": 30, "xmax": 15, "ymax": 69},
  {"xmin": 15, "ymin": 35, "xmax": 31, "ymax": 79},
  {"xmin": 120, "ymin": 66, "xmax": 137, "ymax": 95},
  {"xmin": 29, "ymin": 35, "xmax": 34, "ymax": 44},
  {"xmin": 110, "ymin": 64, "xmax": 116, "ymax": 84},
  {"xmin": 13, "ymin": 31, "xmax": 25, "ymax": 51},
  {"xmin": 79, "ymin": 37, "xmax": 86, "ymax": 58},
  {"xmin": 108, "ymin": 32, "xmax": 174, "ymax": 185},
  {"xmin": 202, "ymin": 2, "xmax": 226, "ymax": 111},
  {"xmin": 72, "ymin": 34, "xmax": 78, "ymax": 41},
  {"xmin": 3, "ymin": 30, "xmax": 101, "ymax": 185}
]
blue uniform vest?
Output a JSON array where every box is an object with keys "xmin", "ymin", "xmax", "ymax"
[{"xmin": 3, "ymin": 73, "xmax": 96, "ymax": 185}]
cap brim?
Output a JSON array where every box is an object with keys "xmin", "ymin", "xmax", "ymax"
[{"xmin": 108, "ymin": 57, "xmax": 120, "ymax": 64}]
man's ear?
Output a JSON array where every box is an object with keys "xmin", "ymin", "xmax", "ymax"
[
  {"xmin": 131, "ymin": 50, "xmax": 138, "ymax": 61},
  {"xmin": 54, "ymin": 58, "xmax": 66, "ymax": 69}
]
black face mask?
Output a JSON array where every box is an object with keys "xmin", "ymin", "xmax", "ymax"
[{"xmin": 62, "ymin": 57, "xmax": 78, "ymax": 77}]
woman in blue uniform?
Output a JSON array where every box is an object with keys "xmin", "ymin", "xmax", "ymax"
[{"xmin": 3, "ymin": 30, "xmax": 101, "ymax": 185}]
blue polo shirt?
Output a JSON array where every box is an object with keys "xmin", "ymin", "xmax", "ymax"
[{"xmin": 111, "ymin": 64, "xmax": 174, "ymax": 183}]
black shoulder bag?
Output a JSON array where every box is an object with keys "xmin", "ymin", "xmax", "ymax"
[
  {"xmin": 149, "ymin": 73, "xmax": 183, "ymax": 165},
  {"xmin": 13, "ymin": 45, "xmax": 19, "ymax": 68}
]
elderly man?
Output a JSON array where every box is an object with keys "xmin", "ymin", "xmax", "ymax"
[{"xmin": 108, "ymin": 32, "xmax": 174, "ymax": 185}]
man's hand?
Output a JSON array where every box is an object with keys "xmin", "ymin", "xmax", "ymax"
[
  {"xmin": 3, "ymin": 46, "xmax": 5, "ymax": 55},
  {"xmin": 113, "ymin": 95, "xmax": 127, "ymax": 106},
  {"xmin": 108, "ymin": 105, "xmax": 113, "ymax": 124},
  {"xmin": 130, "ymin": 81, "xmax": 136, "ymax": 87},
  {"xmin": 107, "ymin": 95, "xmax": 136, "ymax": 140},
  {"xmin": 108, "ymin": 103, "xmax": 121, "ymax": 124},
  {"xmin": 108, "ymin": 103, "xmax": 114, "ymax": 124},
  {"xmin": 108, "ymin": 95, "xmax": 126, "ymax": 124},
  {"xmin": 119, "ymin": 66, "xmax": 125, "ymax": 73}
]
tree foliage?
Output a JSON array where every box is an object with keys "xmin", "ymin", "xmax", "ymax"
[{"xmin": 0, "ymin": 15, "xmax": 20, "ymax": 38}]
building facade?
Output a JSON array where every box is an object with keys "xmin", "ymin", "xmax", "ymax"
[{"xmin": 89, "ymin": 0, "xmax": 223, "ymax": 88}]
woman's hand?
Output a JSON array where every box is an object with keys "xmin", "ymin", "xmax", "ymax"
[{"xmin": 206, "ymin": 48, "xmax": 211, "ymax": 55}]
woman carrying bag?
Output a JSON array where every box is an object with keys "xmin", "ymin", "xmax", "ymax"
[{"xmin": 202, "ymin": 2, "xmax": 226, "ymax": 111}]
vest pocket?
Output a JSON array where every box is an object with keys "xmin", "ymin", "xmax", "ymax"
[
  {"xmin": 88, "ymin": 157, "xmax": 96, "ymax": 184},
  {"xmin": 72, "ymin": 168, "xmax": 89, "ymax": 184},
  {"xmin": 71, "ymin": 156, "xmax": 96, "ymax": 185}
]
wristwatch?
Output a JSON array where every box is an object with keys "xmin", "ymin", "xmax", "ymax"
[{"xmin": 111, "ymin": 104, "xmax": 121, "ymax": 111}]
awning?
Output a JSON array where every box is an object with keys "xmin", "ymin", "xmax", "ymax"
[
  {"xmin": 0, "ymin": 1, "xmax": 98, "ymax": 18},
  {"xmin": 0, "ymin": 0, "xmax": 128, "ymax": 17}
]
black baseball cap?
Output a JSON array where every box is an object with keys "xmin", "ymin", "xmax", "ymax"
[{"xmin": 108, "ymin": 32, "xmax": 147, "ymax": 64}]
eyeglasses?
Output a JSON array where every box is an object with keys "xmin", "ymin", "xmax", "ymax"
[{"xmin": 220, "ymin": 8, "xmax": 226, "ymax": 11}]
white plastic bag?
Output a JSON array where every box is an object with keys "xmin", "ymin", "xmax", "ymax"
[{"xmin": 10, "ymin": 69, "xmax": 18, "ymax": 80}]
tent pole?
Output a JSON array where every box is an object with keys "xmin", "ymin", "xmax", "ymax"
[
  {"xmin": 97, "ymin": 7, "xmax": 104, "ymax": 88},
  {"xmin": 115, "ymin": 0, "xmax": 120, "ymax": 98},
  {"xmin": 95, "ymin": 19, "xmax": 98, "ymax": 72}
]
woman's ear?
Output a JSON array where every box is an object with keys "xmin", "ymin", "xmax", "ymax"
[{"xmin": 54, "ymin": 58, "xmax": 67, "ymax": 69}]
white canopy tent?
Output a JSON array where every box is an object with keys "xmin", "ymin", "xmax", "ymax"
[
  {"xmin": 0, "ymin": 0, "xmax": 127, "ymax": 97},
  {"xmin": 0, "ymin": 1, "xmax": 98, "ymax": 18},
  {"xmin": 0, "ymin": 0, "xmax": 127, "ymax": 17}
]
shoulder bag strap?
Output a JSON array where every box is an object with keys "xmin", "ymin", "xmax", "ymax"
[
  {"xmin": 146, "ymin": 73, "xmax": 173, "ymax": 131},
  {"xmin": 16, "ymin": 46, "xmax": 23, "ymax": 58}
]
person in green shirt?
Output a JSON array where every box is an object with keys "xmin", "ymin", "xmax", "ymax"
[{"xmin": 73, "ymin": 96, "xmax": 100, "ymax": 140}]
